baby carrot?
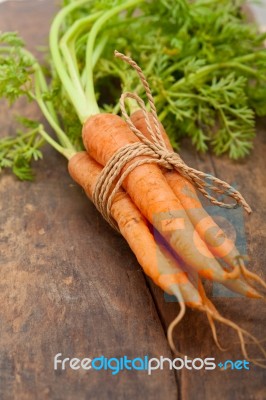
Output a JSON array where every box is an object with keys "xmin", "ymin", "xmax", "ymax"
[
  {"xmin": 130, "ymin": 109, "xmax": 266, "ymax": 293},
  {"xmin": 69, "ymin": 151, "xmax": 265, "ymax": 363},
  {"xmin": 68, "ymin": 151, "xmax": 202, "ymax": 307},
  {"xmin": 82, "ymin": 113, "xmax": 236, "ymax": 283}
]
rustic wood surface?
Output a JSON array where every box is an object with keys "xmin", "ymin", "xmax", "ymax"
[{"xmin": 0, "ymin": 1, "xmax": 265, "ymax": 399}]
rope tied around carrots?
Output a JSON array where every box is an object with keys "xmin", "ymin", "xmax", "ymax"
[{"xmin": 92, "ymin": 51, "xmax": 251, "ymax": 230}]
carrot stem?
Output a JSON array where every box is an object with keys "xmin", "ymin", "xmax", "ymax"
[
  {"xmin": 84, "ymin": 0, "xmax": 143, "ymax": 116},
  {"xmin": 49, "ymin": 0, "xmax": 92, "ymax": 122}
]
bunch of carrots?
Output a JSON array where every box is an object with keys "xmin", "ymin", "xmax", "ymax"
[
  {"xmin": 70, "ymin": 69, "xmax": 266, "ymax": 363},
  {"xmin": 0, "ymin": 0, "xmax": 265, "ymax": 364}
]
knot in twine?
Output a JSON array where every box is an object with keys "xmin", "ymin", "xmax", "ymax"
[{"xmin": 92, "ymin": 51, "xmax": 251, "ymax": 231}]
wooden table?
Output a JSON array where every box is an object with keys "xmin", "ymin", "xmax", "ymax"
[{"xmin": 0, "ymin": 1, "xmax": 265, "ymax": 399}]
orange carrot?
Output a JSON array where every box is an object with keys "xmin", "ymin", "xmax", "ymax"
[
  {"xmin": 130, "ymin": 109, "xmax": 266, "ymax": 294},
  {"xmin": 68, "ymin": 151, "xmax": 202, "ymax": 307},
  {"xmin": 130, "ymin": 109, "xmax": 239, "ymax": 261},
  {"xmin": 82, "ymin": 113, "xmax": 239, "ymax": 283},
  {"xmin": 68, "ymin": 151, "xmax": 265, "ymax": 363}
]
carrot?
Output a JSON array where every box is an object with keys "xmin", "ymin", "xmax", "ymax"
[
  {"xmin": 68, "ymin": 151, "xmax": 202, "ymax": 307},
  {"xmin": 130, "ymin": 109, "xmax": 266, "ymax": 294},
  {"xmin": 130, "ymin": 109, "xmax": 240, "ymax": 262},
  {"xmin": 69, "ymin": 152, "xmax": 266, "ymax": 364},
  {"xmin": 82, "ymin": 113, "xmax": 240, "ymax": 283}
]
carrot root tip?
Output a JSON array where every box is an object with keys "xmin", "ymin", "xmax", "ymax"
[{"xmin": 167, "ymin": 284, "xmax": 186, "ymax": 355}]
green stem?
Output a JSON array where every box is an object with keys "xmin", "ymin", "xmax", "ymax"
[
  {"xmin": 49, "ymin": 0, "xmax": 91, "ymax": 122},
  {"xmin": 81, "ymin": 35, "xmax": 109, "ymax": 87},
  {"xmin": 20, "ymin": 48, "xmax": 76, "ymax": 153},
  {"xmin": 219, "ymin": 107, "xmax": 233, "ymax": 139},
  {"xmin": 168, "ymin": 91, "xmax": 212, "ymax": 102},
  {"xmin": 167, "ymin": 91, "xmax": 254, "ymax": 124},
  {"xmin": 158, "ymin": 107, "xmax": 170, "ymax": 122},
  {"xmin": 233, "ymin": 51, "xmax": 266, "ymax": 63},
  {"xmin": 60, "ymin": 12, "xmax": 102, "ymax": 102},
  {"xmin": 225, "ymin": 62, "xmax": 265, "ymax": 78},
  {"xmin": 84, "ymin": 0, "xmax": 143, "ymax": 117},
  {"xmin": 171, "ymin": 60, "xmax": 266, "ymax": 91},
  {"xmin": 34, "ymin": 68, "xmax": 76, "ymax": 153},
  {"xmin": 112, "ymin": 101, "xmax": 122, "ymax": 115},
  {"xmin": 92, "ymin": 35, "xmax": 108, "ymax": 69},
  {"xmin": 222, "ymin": 106, "xmax": 254, "ymax": 125},
  {"xmin": 33, "ymin": 137, "xmax": 45, "ymax": 150},
  {"xmin": 38, "ymin": 126, "xmax": 75, "ymax": 160},
  {"xmin": 0, "ymin": 131, "xmax": 37, "ymax": 148},
  {"xmin": 61, "ymin": 12, "xmax": 103, "ymax": 45},
  {"xmin": 35, "ymin": 66, "xmax": 60, "ymax": 126}
]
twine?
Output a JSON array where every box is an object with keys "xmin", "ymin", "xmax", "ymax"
[{"xmin": 92, "ymin": 51, "xmax": 252, "ymax": 230}]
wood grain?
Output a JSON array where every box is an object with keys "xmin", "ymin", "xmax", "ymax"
[{"xmin": 0, "ymin": 1, "xmax": 265, "ymax": 399}]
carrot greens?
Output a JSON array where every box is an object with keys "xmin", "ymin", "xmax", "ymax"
[{"xmin": 1, "ymin": 0, "xmax": 266, "ymax": 180}]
